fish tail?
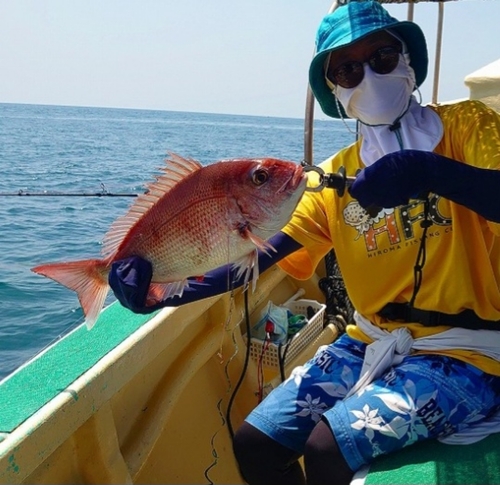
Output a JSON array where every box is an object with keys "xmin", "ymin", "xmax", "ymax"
[{"xmin": 31, "ymin": 259, "xmax": 110, "ymax": 330}]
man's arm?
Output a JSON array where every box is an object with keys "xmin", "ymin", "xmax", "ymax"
[
  {"xmin": 349, "ymin": 149, "xmax": 500, "ymax": 222},
  {"xmin": 108, "ymin": 231, "xmax": 302, "ymax": 313}
]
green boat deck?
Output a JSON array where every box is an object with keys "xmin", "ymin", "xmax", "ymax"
[
  {"xmin": 0, "ymin": 302, "xmax": 158, "ymax": 434},
  {"xmin": 367, "ymin": 433, "xmax": 500, "ymax": 484}
]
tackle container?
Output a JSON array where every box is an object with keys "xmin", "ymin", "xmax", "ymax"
[{"xmin": 249, "ymin": 299, "xmax": 326, "ymax": 369}]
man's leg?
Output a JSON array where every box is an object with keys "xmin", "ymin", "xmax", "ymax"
[{"xmin": 232, "ymin": 335, "xmax": 366, "ymax": 484}]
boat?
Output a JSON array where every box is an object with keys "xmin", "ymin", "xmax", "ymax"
[{"xmin": 1, "ymin": 1, "xmax": 499, "ymax": 484}]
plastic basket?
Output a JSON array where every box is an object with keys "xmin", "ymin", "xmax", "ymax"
[{"xmin": 249, "ymin": 299, "xmax": 326, "ymax": 369}]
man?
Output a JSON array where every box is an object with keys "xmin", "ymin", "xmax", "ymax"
[{"xmin": 110, "ymin": 2, "xmax": 500, "ymax": 484}]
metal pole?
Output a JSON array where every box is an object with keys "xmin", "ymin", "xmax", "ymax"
[
  {"xmin": 407, "ymin": 0, "xmax": 415, "ymax": 21},
  {"xmin": 432, "ymin": 1, "xmax": 445, "ymax": 104},
  {"xmin": 303, "ymin": 0, "xmax": 340, "ymax": 166}
]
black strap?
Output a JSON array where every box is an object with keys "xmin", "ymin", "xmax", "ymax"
[{"xmin": 378, "ymin": 303, "xmax": 500, "ymax": 331}]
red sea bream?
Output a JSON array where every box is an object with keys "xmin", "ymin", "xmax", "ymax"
[{"xmin": 32, "ymin": 154, "xmax": 306, "ymax": 329}]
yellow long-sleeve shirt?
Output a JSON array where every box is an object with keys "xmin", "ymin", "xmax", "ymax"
[{"xmin": 279, "ymin": 100, "xmax": 500, "ymax": 375}]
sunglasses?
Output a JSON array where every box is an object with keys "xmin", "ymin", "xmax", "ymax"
[{"xmin": 326, "ymin": 45, "xmax": 403, "ymax": 89}]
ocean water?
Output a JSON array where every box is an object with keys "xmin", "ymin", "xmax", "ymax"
[{"xmin": 0, "ymin": 103, "xmax": 355, "ymax": 380}]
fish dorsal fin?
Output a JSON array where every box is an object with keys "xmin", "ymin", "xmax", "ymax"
[{"xmin": 101, "ymin": 153, "xmax": 202, "ymax": 258}]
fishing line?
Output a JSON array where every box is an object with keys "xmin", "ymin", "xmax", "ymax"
[
  {"xmin": 204, "ymin": 289, "xmax": 237, "ymax": 483},
  {"xmin": 203, "ymin": 287, "xmax": 252, "ymax": 482},
  {"xmin": 225, "ymin": 289, "xmax": 252, "ymax": 439},
  {"xmin": 257, "ymin": 337, "xmax": 271, "ymax": 403},
  {"xmin": 278, "ymin": 339, "xmax": 293, "ymax": 383},
  {"xmin": 203, "ymin": 397, "xmax": 225, "ymax": 485}
]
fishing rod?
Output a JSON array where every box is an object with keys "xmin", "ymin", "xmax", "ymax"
[
  {"xmin": 0, "ymin": 191, "xmax": 138, "ymax": 197},
  {"xmin": 0, "ymin": 184, "xmax": 139, "ymax": 197}
]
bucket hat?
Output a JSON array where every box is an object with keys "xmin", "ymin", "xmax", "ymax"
[{"xmin": 309, "ymin": 1, "xmax": 428, "ymax": 119}]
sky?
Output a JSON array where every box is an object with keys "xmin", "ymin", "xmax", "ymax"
[{"xmin": 1, "ymin": 0, "xmax": 499, "ymax": 119}]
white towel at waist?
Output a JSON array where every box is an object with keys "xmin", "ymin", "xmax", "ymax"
[{"xmin": 346, "ymin": 311, "xmax": 500, "ymax": 444}]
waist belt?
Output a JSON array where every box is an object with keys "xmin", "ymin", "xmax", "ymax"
[{"xmin": 378, "ymin": 303, "xmax": 500, "ymax": 330}]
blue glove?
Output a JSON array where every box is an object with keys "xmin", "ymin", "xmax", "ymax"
[
  {"xmin": 110, "ymin": 256, "xmax": 156, "ymax": 313},
  {"xmin": 349, "ymin": 149, "xmax": 500, "ymax": 222},
  {"xmin": 108, "ymin": 231, "xmax": 302, "ymax": 314}
]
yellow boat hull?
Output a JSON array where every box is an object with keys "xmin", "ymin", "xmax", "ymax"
[{"xmin": 0, "ymin": 265, "xmax": 337, "ymax": 484}]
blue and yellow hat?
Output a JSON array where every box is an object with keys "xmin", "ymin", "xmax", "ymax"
[{"xmin": 309, "ymin": 1, "xmax": 428, "ymax": 119}]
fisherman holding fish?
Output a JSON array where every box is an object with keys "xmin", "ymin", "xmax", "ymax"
[{"xmin": 108, "ymin": 2, "xmax": 500, "ymax": 484}]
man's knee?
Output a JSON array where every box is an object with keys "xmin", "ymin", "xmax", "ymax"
[
  {"xmin": 304, "ymin": 420, "xmax": 339, "ymax": 460},
  {"xmin": 233, "ymin": 422, "xmax": 259, "ymax": 464},
  {"xmin": 304, "ymin": 420, "xmax": 354, "ymax": 485},
  {"xmin": 234, "ymin": 422, "xmax": 306, "ymax": 484}
]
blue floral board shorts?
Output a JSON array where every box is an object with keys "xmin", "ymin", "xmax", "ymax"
[{"xmin": 245, "ymin": 334, "xmax": 500, "ymax": 471}]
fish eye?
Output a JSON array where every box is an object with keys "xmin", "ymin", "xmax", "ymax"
[{"xmin": 252, "ymin": 168, "xmax": 269, "ymax": 186}]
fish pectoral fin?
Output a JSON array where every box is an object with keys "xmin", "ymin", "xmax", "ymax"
[
  {"xmin": 147, "ymin": 279, "xmax": 189, "ymax": 304},
  {"xmin": 232, "ymin": 249, "xmax": 259, "ymax": 292},
  {"xmin": 239, "ymin": 226, "xmax": 277, "ymax": 256}
]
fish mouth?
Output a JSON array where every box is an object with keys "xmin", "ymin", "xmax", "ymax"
[{"xmin": 279, "ymin": 165, "xmax": 307, "ymax": 193}]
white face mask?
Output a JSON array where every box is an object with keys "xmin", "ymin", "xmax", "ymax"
[{"xmin": 334, "ymin": 55, "xmax": 416, "ymax": 126}]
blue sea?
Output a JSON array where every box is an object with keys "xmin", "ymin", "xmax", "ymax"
[{"xmin": 0, "ymin": 103, "xmax": 355, "ymax": 380}]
